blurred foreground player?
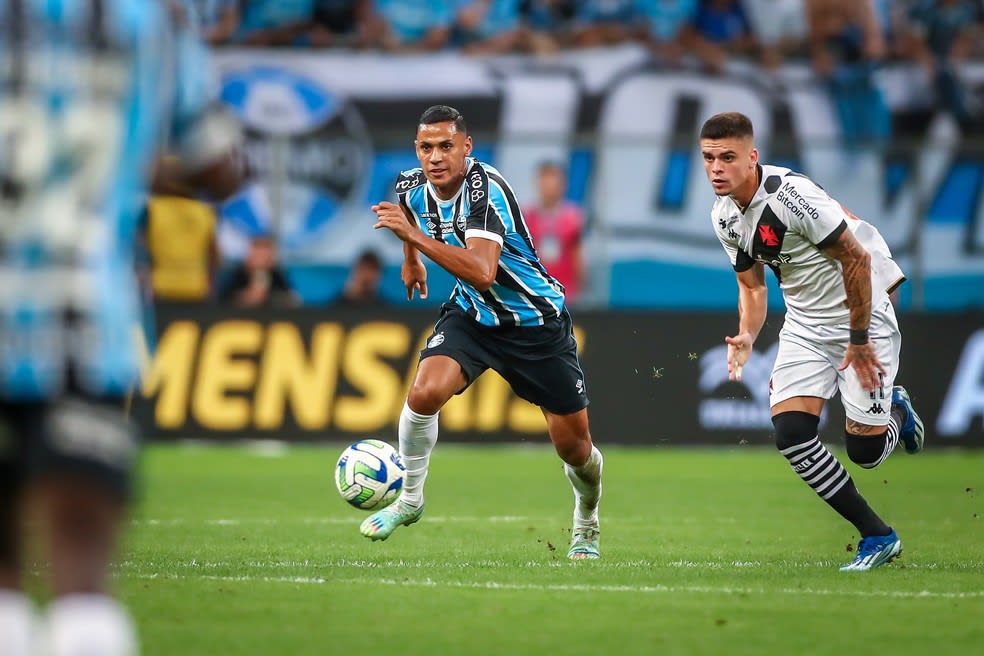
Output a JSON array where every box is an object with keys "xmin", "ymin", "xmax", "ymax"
[
  {"xmin": 0, "ymin": 2, "xmax": 241, "ymax": 654},
  {"xmin": 699, "ymin": 112, "xmax": 923, "ymax": 572},
  {"xmin": 367, "ymin": 105, "xmax": 603, "ymax": 559}
]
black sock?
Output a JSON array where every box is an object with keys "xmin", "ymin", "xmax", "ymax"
[{"xmin": 780, "ymin": 436, "xmax": 891, "ymax": 537}]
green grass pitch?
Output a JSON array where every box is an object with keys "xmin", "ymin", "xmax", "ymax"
[{"xmin": 117, "ymin": 443, "xmax": 983, "ymax": 656}]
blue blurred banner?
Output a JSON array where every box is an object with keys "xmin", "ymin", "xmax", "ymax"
[{"xmin": 210, "ymin": 46, "xmax": 984, "ymax": 310}]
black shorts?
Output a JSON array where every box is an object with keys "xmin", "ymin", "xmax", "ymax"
[
  {"xmin": 420, "ymin": 303, "xmax": 589, "ymax": 415},
  {"xmin": 0, "ymin": 390, "xmax": 139, "ymax": 502}
]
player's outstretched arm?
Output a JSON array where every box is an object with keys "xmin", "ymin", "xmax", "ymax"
[
  {"xmin": 823, "ymin": 228, "xmax": 886, "ymax": 392},
  {"xmin": 373, "ymin": 201, "xmax": 501, "ymax": 291},
  {"xmin": 726, "ymin": 262, "xmax": 767, "ymax": 381},
  {"xmin": 402, "ymin": 240, "xmax": 428, "ymax": 301}
]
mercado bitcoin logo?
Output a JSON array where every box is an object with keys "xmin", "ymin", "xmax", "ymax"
[{"xmin": 219, "ymin": 67, "xmax": 372, "ymax": 252}]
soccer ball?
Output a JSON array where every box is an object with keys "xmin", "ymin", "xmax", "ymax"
[{"xmin": 335, "ymin": 439, "xmax": 405, "ymax": 510}]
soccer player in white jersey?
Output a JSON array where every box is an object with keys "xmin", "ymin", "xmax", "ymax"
[
  {"xmin": 699, "ymin": 112, "xmax": 924, "ymax": 572},
  {"xmin": 0, "ymin": 2, "xmax": 241, "ymax": 654},
  {"xmin": 366, "ymin": 105, "xmax": 603, "ymax": 560}
]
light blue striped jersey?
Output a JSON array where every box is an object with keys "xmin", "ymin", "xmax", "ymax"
[
  {"xmin": 0, "ymin": 0, "xmax": 235, "ymax": 399},
  {"xmin": 397, "ymin": 158, "xmax": 565, "ymax": 327}
]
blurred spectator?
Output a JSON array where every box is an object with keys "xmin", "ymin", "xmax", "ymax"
[
  {"xmin": 141, "ymin": 195, "xmax": 221, "ymax": 302},
  {"xmin": 742, "ymin": 0, "xmax": 808, "ymax": 70},
  {"xmin": 692, "ymin": 0, "xmax": 758, "ymax": 73},
  {"xmin": 523, "ymin": 162, "xmax": 586, "ymax": 303},
  {"xmin": 902, "ymin": 0, "xmax": 983, "ymax": 129},
  {"xmin": 376, "ymin": 0, "xmax": 455, "ymax": 51},
  {"xmin": 308, "ymin": 0, "xmax": 385, "ymax": 48},
  {"xmin": 235, "ymin": 0, "xmax": 314, "ymax": 46},
  {"xmin": 518, "ymin": 0, "xmax": 577, "ymax": 54},
  {"xmin": 635, "ymin": 0, "xmax": 700, "ymax": 67},
  {"xmin": 219, "ymin": 236, "xmax": 301, "ymax": 307},
  {"xmin": 336, "ymin": 250, "xmax": 386, "ymax": 306},
  {"xmin": 454, "ymin": 0, "xmax": 524, "ymax": 55},
  {"xmin": 187, "ymin": 0, "xmax": 242, "ymax": 45},
  {"xmin": 806, "ymin": 0, "xmax": 891, "ymax": 146},
  {"xmin": 571, "ymin": 0, "xmax": 640, "ymax": 48}
]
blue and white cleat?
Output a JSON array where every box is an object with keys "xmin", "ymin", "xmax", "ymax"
[
  {"xmin": 568, "ymin": 526, "xmax": 600, "ymax": 560},
  {"xmin": 840, "ymin": 529, "xmax": 902, "ymax": 572},
  {"xmin": 359, "ymin": 499, "xmax": 423, "ymax": 541},
  {"xmin": 892, "ymin": 385, "xmax": 925, "ymax": 454}
]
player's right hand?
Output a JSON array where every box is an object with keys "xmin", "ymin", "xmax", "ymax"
[
  {"xmin": 724, "ymin": 332, "xmax": 754, "ymax": 381},
  {"xmin": 402, "ymin": 258, "xmax": 428, "ymax": 301}
]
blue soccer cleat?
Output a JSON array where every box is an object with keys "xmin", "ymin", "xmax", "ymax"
[
  {"xmin": 359, "ymin": 499, "xmax": 424, "ymax": 541},
  {"xmin": 892, "ymin": 386, "xmax": 924, "ymax": 454},
  {"xmin": 840, "ymin": 529, "xmax": 902, "ymax": 572}
]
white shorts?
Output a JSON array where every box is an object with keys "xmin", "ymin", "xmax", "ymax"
[{"xmin": 770, "ymin": 299, "xmax": 901, "ymax": 426}]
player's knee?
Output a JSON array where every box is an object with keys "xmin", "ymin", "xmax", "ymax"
[
  {"xmin": 772, "ymin": 411, "xmax": 820, "ymax": 452},
  {"xmin": 844, "ymin": 432, "xmax": 888, "ymax": 469},
  {"xmin": 553, "ymin": 437, "xmax": 591, "ymax": 467},
  {"xmin": 406, "ymin": 382, "xmax": 452, "ymax": 416}
]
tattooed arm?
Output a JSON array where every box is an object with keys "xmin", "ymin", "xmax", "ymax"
[{"xmin": 822, "ymin": 228, "xmax": 885, "ymax": 393}]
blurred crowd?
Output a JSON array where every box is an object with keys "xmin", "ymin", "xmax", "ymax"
[{"xmin": 191, "ymin": 0, "xmax": 984, "ymax": 72}]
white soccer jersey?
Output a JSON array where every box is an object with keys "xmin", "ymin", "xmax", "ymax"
[{"xmin": 711, "ymin": 164, "xmax": 905, "ymax": 326}]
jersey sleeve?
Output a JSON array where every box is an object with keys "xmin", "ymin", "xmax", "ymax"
[
  {"xmin": 780, "ymin": 176, "xmax": 848, "ymax": 249},
  {"xmin": 711, "ymin": 205, "xmax": 753, "ymax": 272},
  {"xmin": 393, "ymin": 170, "xmax": 424, "ymax": 228},
  {"xmin": 463, "ymin": 164, "xmax": 505, "ymax": 246}
]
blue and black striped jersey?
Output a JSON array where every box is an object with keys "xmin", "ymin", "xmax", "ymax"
[
  {"xmin": 0, "ymin": 0, "xmax": 239, "ymax": 399},
  {"xmin": 397, "ymin": 158, "xmax": 566, "ymax": 327}
]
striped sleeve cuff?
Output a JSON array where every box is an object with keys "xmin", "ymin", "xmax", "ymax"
[{"xmin": 464, "ymin": 228, "xmax": 504, "ymax": 246}]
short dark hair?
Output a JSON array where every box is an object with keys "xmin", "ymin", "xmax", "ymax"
[
  {"xmin": 356, "ymin": 249, "xmax": 382, "ymax": 270},
  {"xmin": 419, "ymin": 105, "xmax": 467, "ymax": 134},
  {"xmin": 700, "ymin": 112, "xmax": 754, "ymax": 141}
]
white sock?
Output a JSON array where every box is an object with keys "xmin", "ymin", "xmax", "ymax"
[
  {"xmin": 565, "ymin": 445, "xmax": 603, "ymax": 528},
  {"xmin": 0, "ymin": 589, "xmax": 37, "ymax": 656},
  {"xmin": 398, "ymin": 401, "xmax": 439, "ymax": 508},
  {"xmin": 45, "ymin": 594, "xmax": 138, "ymax": 656}
]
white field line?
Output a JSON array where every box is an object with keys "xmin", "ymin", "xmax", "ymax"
[
  {"xmin": 131, "ymin": 516, "xmax": 539, "ymax": 526},
  {"xmin": 123, "ymin": 571, "xmax": 984, "ymax": 600},
  {"xmin": 115, "ymin": 558, "xmax": 984, "ymax": 572}
]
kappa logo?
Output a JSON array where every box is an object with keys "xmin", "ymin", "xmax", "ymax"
[
  {"xmin": 758, "ymin": 224, "xmax": 780, "ymax": 247},
  {"xmin": 867, "ymin": 402, "xmax": 886, "ymax": 414},
  {"xmin": 427, "ymin": 332, "xmax": 445, "ymax": 348}
]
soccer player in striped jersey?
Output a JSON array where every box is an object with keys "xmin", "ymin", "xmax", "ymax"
[
  {"xmin": 0, "ymin": 2, "xmax": 242, "ymax": 654},
  {"xmin": 365, "ymin": 105, "xmax": 603, "ymax": 560},
  {"xmin": 699, "ymin": 112, "xmax": 924, "ymax": 572}
]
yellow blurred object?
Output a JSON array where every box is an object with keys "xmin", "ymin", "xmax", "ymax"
[{"xmin": 146, "ymin": 195, "xmax": 218, "ymax": 300}]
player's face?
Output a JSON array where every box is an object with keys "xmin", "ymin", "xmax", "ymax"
[
  {"xmin": 415, "ymin": 121, "xmax": 473, "ymax": 193},
  {"xmin": 700, "ymin": 136, "xmax": 758, "ymax": 197}
]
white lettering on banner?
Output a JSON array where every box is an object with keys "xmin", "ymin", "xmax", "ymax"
[
  {"xmin": 697, "ymin": 342, "xmax": 778, "ymax": 431},
  {"xmin": 937, "ymin": 330, "xmax": 984, "ymax": 436},
  {"xmin": 596, "ymin": 72, "xmax": 772, "ymax": 258}
]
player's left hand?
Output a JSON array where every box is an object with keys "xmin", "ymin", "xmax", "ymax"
[
  {"xmin": 372, "ymin": 201, "xmax": 416, "ymax": 242},
  {"xmin": 838, "ymin": 342, "xmax": 887, "ymax": 393}
]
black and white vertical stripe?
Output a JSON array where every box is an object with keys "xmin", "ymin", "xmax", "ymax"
[{"xmin": 780, "ymin": 437, "xmax": 851, "ymax": 500}]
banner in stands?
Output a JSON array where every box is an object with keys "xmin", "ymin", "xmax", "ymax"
[
  {"xmin": 134, "ymin": 305, "xmax": 984, "ymax": 446},
  {"xmin": 210, "ymin": 46, "xmax": 984, "ymax": 310}
]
